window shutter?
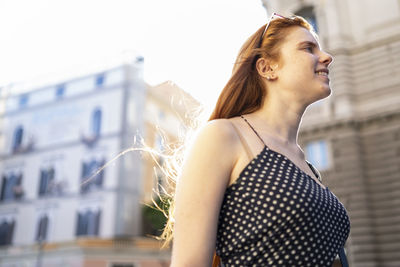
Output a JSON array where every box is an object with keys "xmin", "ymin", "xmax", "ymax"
[
  {"xmin": 81, "ymin": 163, "xmax": 88, "ymax": 193},
  {"xmin": 0, "ymin": 176, "xmax": 7, "ymax": 201},
  {"xmin": 82, "ymin": 211, "xmax": 90, "ymax": 235},
  {"xmin": 7, "ymin": 220, "xmax": 15, "ymax": 245},
  {"xmin": 94, "ymin": 210, "xmax": 101, "ymax": 235},
  {"xmin": 48, "ymin": 168, "xmax": 55, "ymax": 194},
  {"xmin": 4, "ymin": 174, "xmax": 15, "ymax": 200},
  {"xmin": 96, "ymin": 159, "xmax": 105, "ymax": 186},
  {"xmin": 36, "ymin": 215, "xmax": 49, "ymax": 241},
  {"xmin": 39, "ymin": 170, "xmax": 47, "ymax": 196},
  {"xmin": 92, "ymin": 109, "xmax": 102, "ymax": 137},
  {"xmin": 0, "ymin": 221, "xmax": 8, "ymax": 245},
  {"xmin": 13, "ymin": 127, "xmax": 24, "ymax": 151},
  {"xmin": 76, "ymin": 213, "xmax": 83, "ymax": 236}
]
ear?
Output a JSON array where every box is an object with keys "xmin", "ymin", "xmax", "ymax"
[{"xmin": 256, "ymin": 57, "xmax": 277, "ymax": 80}]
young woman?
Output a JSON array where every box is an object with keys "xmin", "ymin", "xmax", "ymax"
[{"xmin": 167, "ymin": 14, "xmax": 350, "ymax": 266}]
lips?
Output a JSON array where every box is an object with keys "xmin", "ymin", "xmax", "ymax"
[{"xmin": 315, "ymin": 68, "xmax": 329, "ymax": 77}]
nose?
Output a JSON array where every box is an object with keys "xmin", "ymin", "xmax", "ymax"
[{"xmin": 320, "ymin": 50, "xmax": 333, "ymax": 66}]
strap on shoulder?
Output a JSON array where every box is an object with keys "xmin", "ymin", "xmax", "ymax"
[
  {"xmin": 306, "ymin": 161, "xmax": 322, "ymax": 182},
  {"xmin": 229, "ymin": 121, "xmax": 254, "ymax": 161},
  {"xmin": 240, "ymin": 115, "xmax": 267, "ymax": 147}
]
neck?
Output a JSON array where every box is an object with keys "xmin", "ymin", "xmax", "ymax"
[{"xmin": 248, "ymin": 95, "xmax": 306, "ymax": 157}]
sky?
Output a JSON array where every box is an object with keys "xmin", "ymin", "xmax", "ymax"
[{"xmin": 0, "ymin": 0, "xmax": 267, "ymax": 107}]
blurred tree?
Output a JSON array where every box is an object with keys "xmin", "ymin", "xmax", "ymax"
[{"xmin": 142, "ymin": 196, "xmax": 170, "ymax": 237}]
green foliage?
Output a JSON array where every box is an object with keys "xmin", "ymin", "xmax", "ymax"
[{"xmin": 142, "ymin": 196, "xmax": 170, "ymax": 236}]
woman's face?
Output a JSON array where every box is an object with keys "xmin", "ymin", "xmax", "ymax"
[{"xmin": 273, "ymin": 26, "xmax": 333, "ymax": 103}]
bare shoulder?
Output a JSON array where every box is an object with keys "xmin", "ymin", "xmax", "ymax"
[
  {"xmin": 203, "ymin": 118, "xmax": 237, "ymax": 138},
  {"xmin": 196, "ymin": 119, "xmax": 240, "ymax": 148},
  {"xmin": 186, "ymin": 118, "xmax": 241, "ymax": 165}
]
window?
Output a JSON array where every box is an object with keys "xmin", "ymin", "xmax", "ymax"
[
  {"xmin": 80, "ymin": 159, "xmax": 105, "ymax": 193},
  {"xmin": 154, "ymin": 135, "xmax": 164, "ymax": 151},
  {"xmin": 95, "ymin": 74, "xmax": 105, "ymax": 87},
  {"xmin": 296, "ymin": 6, "xmax": 318, "ymax": 32},
  {"xmin": 91, "ymin": 108, "xmax": 102, "ymax": 137},
  {"xmin": 0, "ymin": 173, "xmax": 23, "ymax": 201},
  {"xmin": 38, "ymin": 167, "xmax": 55, "ymax": 196},
  {"xmin": 136, "ymin": 56, "xmax": 144, "ymax": 63},
  {"xmin": 36, "ymin": 215, "xmax": 49, "ymax": 242},
  {"xmin": 12, "ymin": 126, "xmax": 24, "ymax": 152},
  {"xmin": 18, "ymin": 94, "xmax": 29, "ymax": 108},
  {"xmin": 158, "ymin": 110, "xmax": 165, "ymax": 120},
  {"xmin": 0, "ymin": 219, "xmax": 15, "ymax": 246},
  {"xmin": 76, "ymin": 209, "xmax": 101, "ymax": 236},
  {"xmin": 55, "ymin": 84, "xmax": 65, "ymax": 99},
  {"xmin": 305, "ymin": 140, "xmax": 331, "ymax": 171}
]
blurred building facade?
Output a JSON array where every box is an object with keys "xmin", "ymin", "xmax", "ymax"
[
  {"xmin": 262, "ymin": 0, "xmax": 400, "ymax": 266},
  {"xmin": 0, "ymin": 59, "xmax": 197, "ymax": 267}
]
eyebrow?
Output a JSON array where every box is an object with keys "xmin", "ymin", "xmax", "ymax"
[{"xmin": 297, "ymin": 41, "xmax": 319, "ymax": 48}]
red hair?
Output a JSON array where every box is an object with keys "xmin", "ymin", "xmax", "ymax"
[{"xmin": 209, "ymin": 15, "xmax": 313, "ymax": 120}]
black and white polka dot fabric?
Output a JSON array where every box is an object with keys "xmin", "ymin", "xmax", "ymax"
[{"xmin": 215, "ymin": 144, "xmax": 350, "ymax": 266}]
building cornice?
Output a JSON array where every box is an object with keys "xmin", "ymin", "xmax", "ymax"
[
  {"xmin": 301, "ymin": 109, "xmax": 400, "ymax": 135},
  {"xmin": 0, "ymin": 237, "xmax": 171, "ymax": 259},
  {"xmin": 0, "ymin": 65, "xmax": 125, "ymax": 101},
  {"xmin": 0, "ymin": 132, "xmax": 121, "ymax": 161},
  {"xmin": 329, "ymin": 33, "xmax": 400, "ymax": 56},
  {"xmin": 0, "ymin": 83, "xmax": 127, "ymax": 118},
  {"xmin": 0, "ymin": 186, "xmax": 141, "ymax": 210}
]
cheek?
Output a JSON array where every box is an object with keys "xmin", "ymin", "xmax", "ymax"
[
  {"xmin": 278, "ymin": 56, "xmax": 314, "ymax": 83},
  {"xmin": 288, "ymin": 57, "xmax": 311, "ymax": 74}
]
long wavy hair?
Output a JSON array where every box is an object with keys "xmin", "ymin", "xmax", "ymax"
[{"xmin": 159, "ymin": 15, "xmax": 314, "ymax": 248}]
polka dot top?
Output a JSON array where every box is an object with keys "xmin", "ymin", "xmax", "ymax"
[{"xmin": 215, "ymin": 117, "xmax": 350, "ymax": 267}]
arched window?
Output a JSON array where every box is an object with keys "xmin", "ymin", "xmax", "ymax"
[
  {"xmin": 12, "ymin": 126, "xmax": 24, "ymax": 152},
  {"xmin": 95, "ymin": 74, "xmax": 105, "ymax": 87},
  {"xmin": 296, "ymin": 6, "xmax": 318, "ymax": 33},
  {"xmin": 91, "ymin": 108, "xmax": 102, "ymax": 137},
  {"xmin": 55, "ymin": 84, "xmax": 65, "ymax": 99},
  {"xmin": 19, "ymin": 94, "xmax": 29, "ymax": 108}
]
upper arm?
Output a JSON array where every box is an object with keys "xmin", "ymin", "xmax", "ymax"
[{"xmin": 171, "ymin": 119, "xmax": 239, "ymax": 267}]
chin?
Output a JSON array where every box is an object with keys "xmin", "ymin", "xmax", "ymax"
[
  {"xmin": 310, "ymin": 87, "xmax": 331, "ymax": 104},
  {"xmin": 323, "ymin": 87, "xmax": 332, "ymax": 98},
  {"xmin": 319, "ymin": 85, "xmax": 332, "ymax": 98}
]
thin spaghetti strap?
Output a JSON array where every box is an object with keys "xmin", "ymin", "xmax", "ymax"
[
  {"xmin": 240, "ymin": 115, "xmax": 267, "ymax": 147},
  {"xmin": 306, "ymin": 161, "xmax": 322, "ymax": 182},
  {"xmin": 230, "ymin": 121, "xmax": 255, "ymax": 160}
]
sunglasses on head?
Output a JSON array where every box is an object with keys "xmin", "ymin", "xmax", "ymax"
[{"xmin": 259, "ymin": 12, "xmax": 286, "ymax": 47}]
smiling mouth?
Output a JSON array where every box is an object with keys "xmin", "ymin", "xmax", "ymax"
[
  {"xmin": 316, "ymin": 71, "xmax": 328, "ymax": 77},
  {"xmin": 315, "ymin": 68, "xmax": 329, "ymax": 78}
]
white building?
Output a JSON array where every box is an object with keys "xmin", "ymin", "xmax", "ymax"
[{"xmin": 0, "ymin": 58, "xmax": 197, "ymax": 267}]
